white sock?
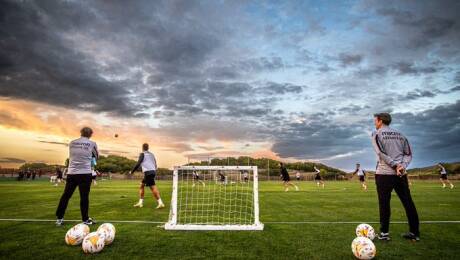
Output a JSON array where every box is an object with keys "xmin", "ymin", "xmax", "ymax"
[
  {"xmin": 139, "ymin": 198, "xmax": 144, "ymax": 204},
  {"xmin": 157, "ymin": 198, "xmax": 163, "ymax": 205}
]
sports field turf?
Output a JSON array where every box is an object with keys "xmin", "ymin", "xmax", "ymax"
[{"xmin": 0, "ymin": 179, "xmax": 459, "ymax": 259}]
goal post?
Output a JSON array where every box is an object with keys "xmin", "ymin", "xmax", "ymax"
[{"xmin": 165, "ymin": 166, "xmax": 263, "ymax": 231}]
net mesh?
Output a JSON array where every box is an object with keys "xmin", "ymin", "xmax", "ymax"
[{"xmin": 176, "ymin": 168, "xmax": 254, "ymax": 225}]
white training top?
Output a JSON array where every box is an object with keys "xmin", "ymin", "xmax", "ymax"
[
  {"xmin": 314, "ymin": 167, "xmax": 320, "ymax": 174},
  {"xmin": 68, "ymin": 137, "xmax": 98, "ymax": 175},
  {"xmin": 141, "ymin": 151, "xmax": 157, "ymax": 172},
  {"xmin": 357, "ymin": 168, "xmax": 365, "ymax": 176},
  {"xmin": 440, "ymin": 166, "xmax": 447, "ymax": 175}
]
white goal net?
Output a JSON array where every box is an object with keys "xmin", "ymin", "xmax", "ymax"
[{"xmin": 165, "ymin": 166, "xmax": 263, "ymax": 230}]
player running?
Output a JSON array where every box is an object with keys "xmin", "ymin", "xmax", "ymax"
[
  {"xmin": 295, "ymin": 171, "xmax": 301, "ymax": 181},
  {"xmin": 438, "ymin": 163, "xmax": 454, "ymax": 189},
  {"xmin": 192, "ymin": 170, "xmax": 205, "ymax": 187},
  {"xmin": 218, "ymin": 171, "xmax": 227, "ymax": 184},
  {"xmin": 280, "ymin": 163, "xmax": 299, "ymax": 192},
  {"xmin": 372, "ymin": 113, "xmax": 419, "ymax": 241},
  {"xmin": 352, "ymin": 163, "xmax": 367, "ymax": 191},
  {"xmin": 131, "ymin": 143, "xmax": 165, "ymax": 209},
  {"xmin": 314, "ymin": 166, "xmax": 325, "ymax": 188},
  {"xmin": 55, "ymin": 127, "xmax": 98, "ymax": 226}
]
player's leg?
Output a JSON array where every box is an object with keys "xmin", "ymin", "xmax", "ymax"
[
  {"xmin": 149, "ymin": 185, "xmax": 164, "ymax": 209},
  {"xmin": 78, "ymin": 174, "xmax": 95, "ymax": 224},
  {"xmin": 375, "ymin": 174, "xmax": 393, "ymax": 240},
  {"xmin": 134, "ymin": 182, "xmax": 145, "ymax": 207},
  {"xmin": 288, "ymin": 181, "xmax": 299, "ymax": 191},
  {"xmin": 394, "ymin": 175, "xmax": 420, "ymax": 241},
  {"xmin": 445, "ymin": 176, "xmax": 454, "ymax": 189},
  {"xmin": 200, "ymin": 179, "xmax": 206, "ymax": 187},
  {"xmin": 55, "ymin": 175, "xmax": 78, "ymax": 225}
]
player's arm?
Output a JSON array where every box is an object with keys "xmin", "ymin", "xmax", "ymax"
[
  {"xmin": 400, "ymin": 137, "xmax": 412, "ymax": 169},
  {"xmin": 371, "ymin": 133, "xmax": 399, "ymax": 169},
  {"xmin": 92, "ymin": 143, "xmax": 99, "ymax": 160},
  {"xmin": 130, "ymin": 153, "xmax": 144, "ymax": 174}
]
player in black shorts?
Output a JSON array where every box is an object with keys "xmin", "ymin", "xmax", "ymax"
[
  {"xmin": 192, "ymin": 171, "xmax": 206, "ymax": 187},
  {"xmin": 352, "ymin": 163, "xmax": 367, "ymax": 191},
  {"xmin": 314, "ymin": 166, "xmax": 325, "ymax": 188},
  {"xmin": 438, "ymin": 163, "xmax": 454, "ymax": 189},
  {"xmin": 280, "ymin": 163, "xmax": 299, "ymax": 192}
]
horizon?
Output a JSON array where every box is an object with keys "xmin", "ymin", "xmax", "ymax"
[{"xmin": 1, "ymin": 0, "xmax": 459, "ymax": 172}]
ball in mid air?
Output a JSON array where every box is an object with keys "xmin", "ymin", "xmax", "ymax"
[{"xmin": 114, "ymin": 134, "xmax": 118, "ymax": 138}]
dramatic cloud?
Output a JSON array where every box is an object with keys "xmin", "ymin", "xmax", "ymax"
[{"xmin": 0, "ymin": 0, "xmax": 459, "ymax": 169}]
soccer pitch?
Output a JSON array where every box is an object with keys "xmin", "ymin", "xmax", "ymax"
[{"xmin": 0, "ymin": 179, "xmax": 459, "ymax": 259}]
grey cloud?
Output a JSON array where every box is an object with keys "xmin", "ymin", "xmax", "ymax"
[
  {"xmin": 391, "ymin": 62, "xmax": 438, "ymax": 75},
  {"xmin": 393, "ymin": 100, "xmax": 460, "ymax": 165},
  {"xmin": 0, "ymin": 157, "xmax": 26, "ymax": 163},
  {"xmin": 339, "ymin": 53, "xmax": 363, "ymax": 67},
  {"xmin": 398, "ymin": 89, "xmax": 436, "ymax": 101},
  {"xmin": 38, "ymin": 141, "xmax": 69, "ymax": 147}
]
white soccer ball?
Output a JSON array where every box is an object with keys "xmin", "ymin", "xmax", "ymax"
[
  {"xmin": 355, "ymin": 223, "xmax": 375, "ymax": 240},
  {"xmin": 82, "ymin": 232, "xmax": 105, "ymax": 254},
  {"xmin": 65, "ymin": 223, "xmax": 90, "ymax": 246},
  {"xmin": 351, "ymin": 237, "xmax": 376, "ymax": 260},
  {"xmin": 97, "ymin": 223, "xmax": 116, "ymax": 245}
]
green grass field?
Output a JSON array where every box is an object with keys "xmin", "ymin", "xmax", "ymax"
[{"xmin": 0, "ymin": 178, "xmax": 459, "ymax": 259}]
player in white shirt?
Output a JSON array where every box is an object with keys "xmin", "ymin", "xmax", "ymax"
[
  {"xmin": 438, "ymin": 163, "xmax": 454, "ymax": 189},
  {"xmin": 130, "ymin": 143, "xmax": 165, "ymax": 209},
  {"xmin": 295, "ymin": 171, "xmax": 301, "ymax": 181},
  {"xmin": 352, "ymin": 163, "xmax": 367, "ymax": 191},
  {"xmin": 192, "ymin": 171, "xmax": 206, "ymax": 187}
]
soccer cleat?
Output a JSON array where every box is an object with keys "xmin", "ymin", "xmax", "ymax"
[
  {"xmin": 285, "ymin": 188, "xmax": 289, "ymax": 192},
  {"xmin": 83, "ymin": 218, "xmax": 96, "ymax": 225},
  {"xmin": 55, "ymin": 218, "xmax": 64, "ymax": 226},
  {"xmin": 402, "ymin": 232, "xmax": 420, "ymax": 241},
  {"xmin": 295, "ymin": 186, "xmax": 299, "ymax": 191},
  {"xmin": 133, "ymin": 202, "xmax": 143, "ymax": 208},
  {"xmin": 442, "ymin": 184, "xmax": 446, "ymax": 188},
  {"xmin": 450, "ymin": 184, "xmax": 454, "ymax": 189},
  {"xmin": 377, "ymin": 232, "xmax": 391, "ymax": 241},
  {"xmin": 156, "ymin": 203, "xmax": 165, "ymax": 209}
]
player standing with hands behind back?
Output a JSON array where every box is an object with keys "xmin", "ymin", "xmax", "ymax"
[
  {"xmin": 372, "ymin": 113, "xmax": 420, "ymax": 241},
  {"xmin": 55, "ymin": 127, "xmax": 98, "ymax": 226},
  {"xmin": 131, "ymin": 143, "xmax": 165, "ymax": 209}
]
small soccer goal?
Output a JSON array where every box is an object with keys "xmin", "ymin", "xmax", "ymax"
[{"xmin": 165, "ymin": 166, "xmax": 263, "ymax": 231}]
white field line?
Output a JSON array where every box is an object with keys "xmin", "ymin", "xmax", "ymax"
[{"xmin": 0, "ymin": 218, "xmax": 459, "ymax": 224}]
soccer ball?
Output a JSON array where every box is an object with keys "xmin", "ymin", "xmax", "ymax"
[
  {"xmin": 65, "ymin": 224, "xmax": 90, "ymax": 246},
  {"xmin": 351, "ymin": 237, "xmax": 376, "ymax": 260},
  {"xmin": 356, "ymin": 223, "xmax": 375, "ymax": 240},
  {"xmin": 97, "ymin": 223, "xmax": 116, "ymax": 245},
  {"xmin": 82, "ymin": 232, "xmax": 105, "ymax": 254}
]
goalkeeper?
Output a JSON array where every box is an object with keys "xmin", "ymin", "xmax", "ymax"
[{"xmin": 130, "ymin": 143, "xmax": 165, "ymax": 209}]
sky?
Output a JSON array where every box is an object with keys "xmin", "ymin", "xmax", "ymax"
[{"xmin": 0, "ymin": 0, "xmax": 459, "ymax": 171}]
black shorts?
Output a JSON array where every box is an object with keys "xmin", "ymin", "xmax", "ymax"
[
  {"xmin": 440, "ymin": 174, "xmax": 447, "ymax": 180},
  {"xmin": 142, "ymin": 171, "xmax": 156, "ymax": 186},
  {"xmin": 282, "ymin": 175, "xmax": 290, "ymax": 182},
  {"xmin": 359, "ymin": 176, "xmax": 365, "ymax": 182},
  {"xmin": 314, "ymin": 175, "xmax": 321, "ymax": 181},
  {"xmin": 296, "ymin": 177, "xmax": 300, "ymax": 181},
  {"xmin": 57, "ymin": 174, "xmax": 63, "ymax": 179},
  {"xmin": 92, "ymin": 175, "xmax": 97, "ymax": 180}
]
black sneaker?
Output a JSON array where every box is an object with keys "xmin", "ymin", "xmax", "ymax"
[
  {"xmin": 402, "ymin": 232, "xmax": 420, "ymax": 241},
  {"xmin": 377, "ymin": 232, "xmax": 391, "ymax": 241},
  {"xmin": 83, "ymin": 218, "xmax": 96, "ymax": 225},
  {"xmin": 55, "ymin": 218, "xmax": 64, "ymax": 226}
]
